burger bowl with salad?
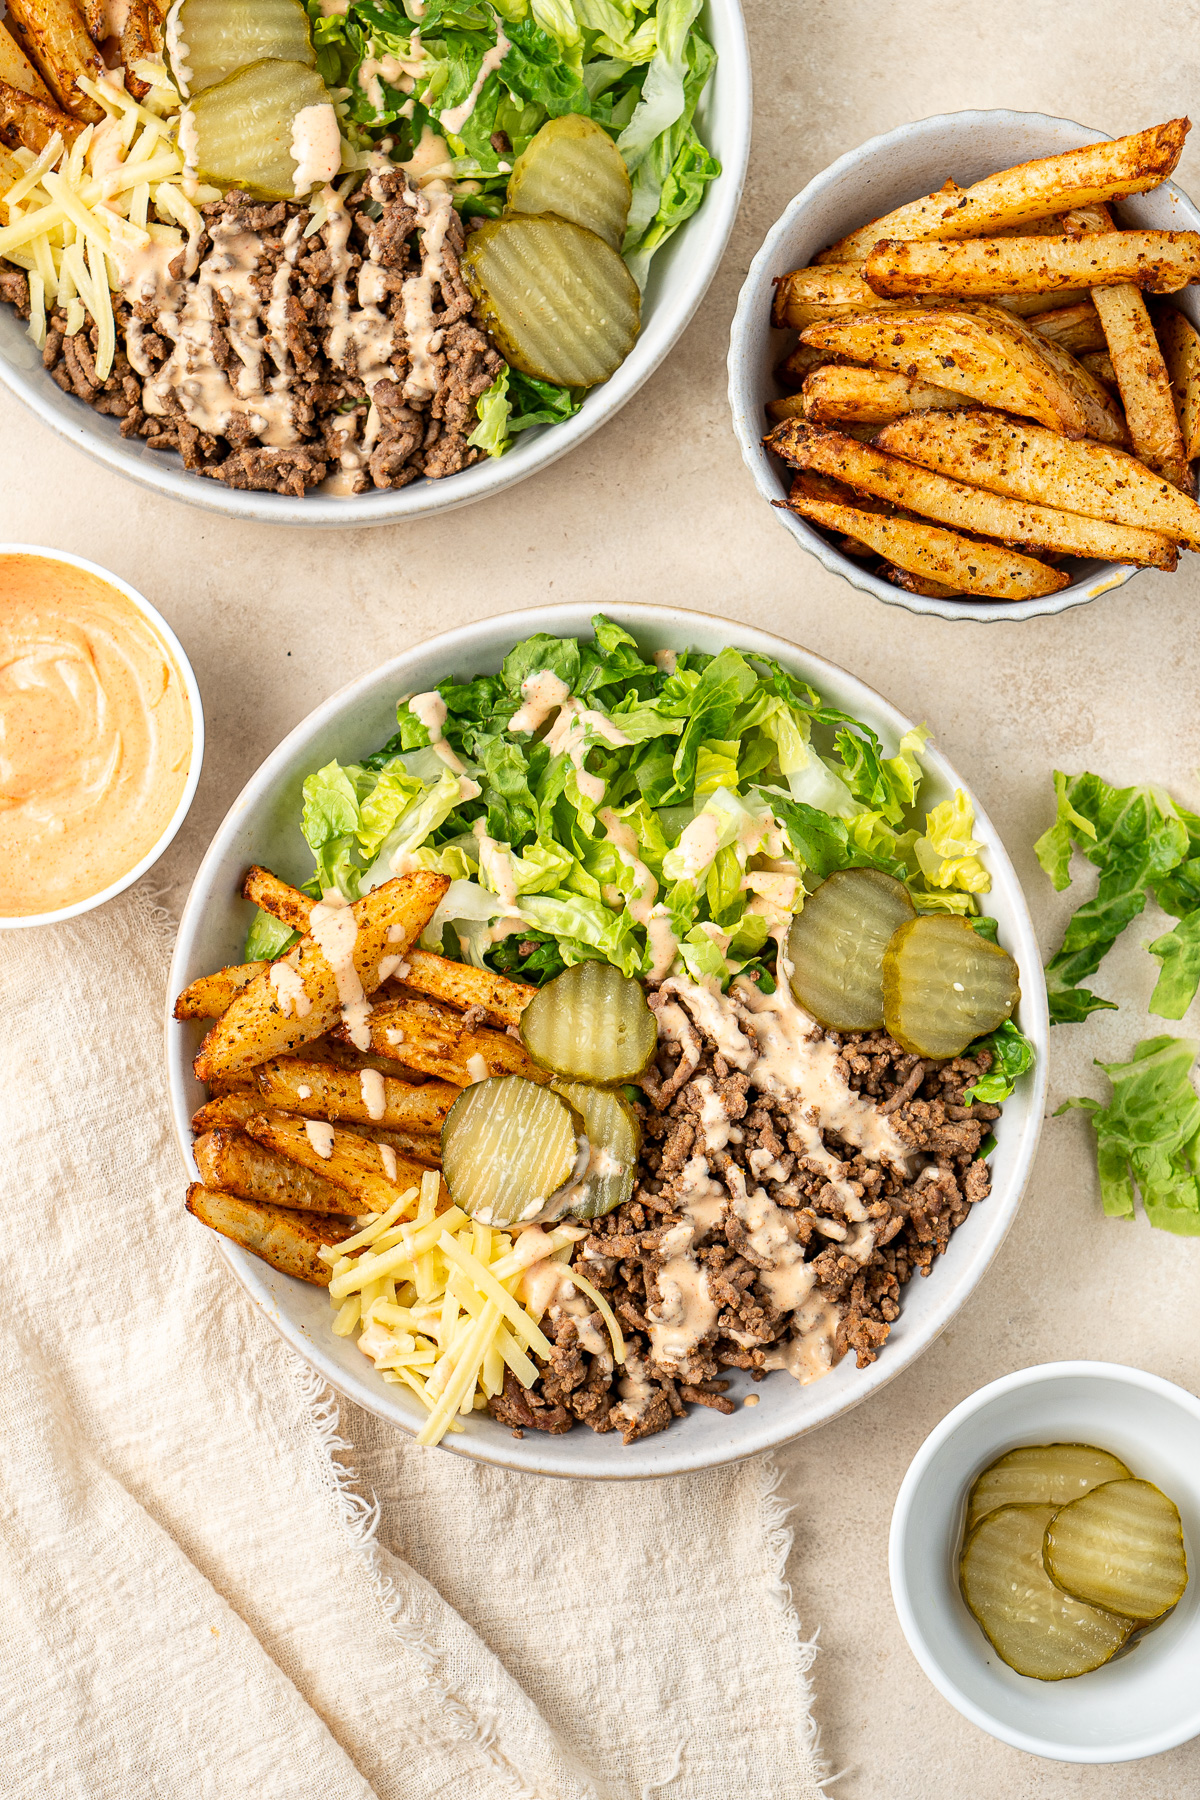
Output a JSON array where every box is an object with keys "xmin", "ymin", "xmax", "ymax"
[
  {"xmin": 0, "ymin": 0, "xmax": 748, "ymax": 520},
  {"xmin": 167, "ymin": 605, "xmax": 1048, "ymax": 1477}
]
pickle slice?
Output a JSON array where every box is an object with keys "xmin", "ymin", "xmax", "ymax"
[
  {"xmin": 463, "ymin": 214, "xmax": 640, "ymax": 388},
  {"xmin": 519, "ymin": 960, "xmax": 657, "ymax": 1083},
  {"xmin": 1044, "ymin": 1479, "xmax": 1188, "ymax": 1621},
  {"xmin": 960, "ymin": 1503, "xmax": 1132, "ymax": 1680},
  {"xmin": 883, "ymin": 914, "xmax": 1020, "ymax": 1059},
  {"xmin": 440, "ymin": 1076, "xmax": 583, "ymax": 1227},
  {"xmin": 506, "ymin": 114, "xmax": 632, "ymax": 252},
  {"xmin": 786, "ymin": 868, "xmax": 915, "ymax": 1031},
  {"xmin": 166, "ymin": 0, "xmax": 314, "ymax": 98},
  {"xmin": 966, "ymin": 1443, "xmax": 1132, "ymax": 1534},
  {"xmin": 188, "ymin": 59, "xmax": 333, "ymax": 201},
  {"xmin": 550, "ymin": 1079, "xmax": 641, "ymax": 1219}
]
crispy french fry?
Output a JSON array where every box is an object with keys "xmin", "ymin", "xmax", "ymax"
[
  {"xmin": 173, "ymin": 961, "xmax": 268, "ymax": 1021},
  {"xmin": 344, "ymin": 987, "xmax": 549, "ymax": 1086},
  {"xmin": 244, "ymin": 1112, "xmax": 440, "ymax": 1214},
  {"xmin": 819, "ymin": 119, "xmax": 1189, "ymax": 263},
  {"xmin": 242, "ymin": 865, "xmax": 311, "ymax": 932},
  {"xmin": 772, "ymin": 265, "xmax": 917, "ymax": 330},
  {"xmin": 801, "ymin": 365, "xmax": 968, "ymax": 424},
  {"xmin": 996, "ymin": 289, "xmax": 1093, "ymax": 318},
  {"xmin": 1157, "ymin": 308, "xmax": 1200, "ymax": 459},
  {"xmin": 186, "ymin": 1185, "xmax": 351, "ymax": 1284},
  {"xmin": 0, "ymin": 22, "xmax": 50, "ymax": 98},
  {"xmin": 192, "ymin": 1092, "xmax": 270, "ymax": 1132},
  {"xmin": 252, "ymin": 1056, "xmax": 458, "ymax": 1132},
  {"xmin": 1093, "ymin": 281, "xmax": 1190, "ymax": 486},
  {"xmin": 776, "ymin": 342, "xmax": 831, "ymax": 388},
  {"xmin": 765, "ymin": 393, "xmax": 807, "ymax": 424},
  {"xmin": 799, "ymin": 306, "xmax": 1125, "ymax": 442},
  {"xmin": 119, "ymin": 0, "xmax": 159, "ymax": 97},
  {"xmin": 3, "ymin": 0, "xmax": 106, "ymax": 121},
  {"xmin": 0, "ymin": 75, "xmax": 81, "ymax": 149},
  {"xmin": 191, "ymin": 1091, "xmax": 442, "ymax": 1164},
  {"xmin": 864, "ymin": 232, "xmax": 1200, "ymax": 299},
  {"xmin": 874, "ymin": 410, "xmax": 1200, "ymax": 550},
  {"xmin": 767, "ymin": 420, "xmax": 1177, "ymax": 567},
  {"xmin": 194, "ymin": 1124, "xmax": 361, "ymax": 1215},
  {"xmin": 193, "ymin": 871, "xmax": 449, "ymax": 1082},
  {"xmin": 885, "ymin": 565, "xmax": 961, "ymax": 599},
  {"xmin": 399, "ymin": 948, "xmax": 534, "ymax": 1030},
  {"xmin": 786, "ymin": 490, "xmax": 1067, "ymax": 599},
  {"xmin": 1030, "ymin": 300, "xmax": 1107, "ymax": 354}
]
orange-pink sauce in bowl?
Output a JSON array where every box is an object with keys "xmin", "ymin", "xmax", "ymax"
[{"xmin": 0, "ymin": 551, "xmax": 196, "ymax": 919}]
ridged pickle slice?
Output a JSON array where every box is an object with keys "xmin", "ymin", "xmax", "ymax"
[
  {"xmin": 966, "ymin": 1443, "xmax": 1132, "ymax": 1534},
  {"xmin": 463, "ymin": 214, "xmax": 640, "ymax": 388},
  {"xmin": 506, "ymin": 114, "xmax": 632, "ymax": 251},
  {"xmin": 167, "ymin": 0, "xmax": 314, "ymax": 98},
  {"xmin": 960, "ymin": 1503, "xmax": 1132, "ymax": 1680},
  {"xmin": 520, "ymin": 961, "xmax": 657, "ymax": 1084},
  {"xmin": 188, "ymin": 60, "xmax": 332, "ymax": 200},
  {"xmin": 1044, "ymin": 1479, "xmax": 1188, "ymax": 1620},
  {"xmin": 550, "ymin": 1079, "xmax": 641, "ymax": 1219},
  {"xmin": 441, "ymin": 1076, "xmax": 583, "ymax": 1227},
  {"xmin": 883, "ymin": 914, "xmax": 1019, "ymax": 1059},
  {"xmin": 786, "ymin": 868, "xmax": 915, "ymax": 1031}
]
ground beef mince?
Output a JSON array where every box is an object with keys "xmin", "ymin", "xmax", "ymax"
[
  {"xmin": 3, "ymin": 174, "xmax": 503, "ymax": 498},
  {"xmin": 491, "ymin": 975, "xmax": 1000, "ymax": 1446}
]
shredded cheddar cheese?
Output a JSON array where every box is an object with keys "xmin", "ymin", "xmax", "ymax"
[
  {"xmin": 0, "ymin": 65, "xmax": 219, "ymax": 375},
  {"xmin": 322, "ymin": 1169, "xmax": 622, "ymax": 1446}
]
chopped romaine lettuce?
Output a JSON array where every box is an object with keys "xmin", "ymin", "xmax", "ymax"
[
  {"xmin": 963, "ymin": 1020, "xmax": 1036, "ymax": 1105},
  {"xmin": 1059, "ymin": 1036, "xmax": 1200, "ymax": 1233},
  {"xmin": 245, "ymin": 910, "xmax": 299, "ymax": 963}
]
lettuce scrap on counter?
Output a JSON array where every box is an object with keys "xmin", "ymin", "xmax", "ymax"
[
  {"xmin": 1036, "ymin": 769, "xmax": 1200, "ymax": 1023},
  {"xmin": 245, "ymin": 614, "xmax": 1034, "ymax": 1104},
  {"xmin": 305, "ymin": 0, "xmax": 720, "ymax": 282},
  {"xmin": 1059, "ymin": 1037, "xmax": 1200, "ymax": 1235}
]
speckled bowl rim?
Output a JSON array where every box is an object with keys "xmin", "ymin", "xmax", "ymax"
[
  {"xmin": 165, "ymin": 601, "xmax": 1048, "ymax": 1479},
  {"xmin": 726, "ymin": 108, "xmax": 1200, "ymax": 622},
  {"xmin": 0, "ymin": 543, "xmax": 204, "ymax": 929},
  {"xmin": 0, "ymin": 0, "xmax": 751, "ymax": 529}
]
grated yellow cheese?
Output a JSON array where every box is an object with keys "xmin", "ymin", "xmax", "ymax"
[{"xmin": 327, "ymin": 1169, "xmax": 624, "ymax": 1446}]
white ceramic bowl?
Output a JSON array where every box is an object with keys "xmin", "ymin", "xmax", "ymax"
[
  {"xmin": 0, "ymin": 4, "xmax": 750, "ymax": 529},
  {"xmin": 727, "ymin": 109, "xmax": 1200, "ymax": 623},
  {"xmin": 0, "ymin": 543, "xmax": 203, "ymax": 930},
  {"xmin": 165, "ymin": 602, "xmax": 1048, "ymax": 1477},
  {"xmin": 890, "ymin": 1361, "xmax": 1200, "ymax": 1762}
]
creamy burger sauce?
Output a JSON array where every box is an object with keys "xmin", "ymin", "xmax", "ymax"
[{"xmin": 0, "ymin": 556, "xmax": 192, "ymax": 916}]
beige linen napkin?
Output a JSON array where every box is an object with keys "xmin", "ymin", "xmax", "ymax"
[{"xmin": 0, "ymin": 886, "xmax": 828, "ymax": 1800}]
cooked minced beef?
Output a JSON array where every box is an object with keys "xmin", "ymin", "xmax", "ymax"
[
  {"xmin": 490, "ymin": 985, "xmax": 998, "ymax": 1445},
  {"xmin": 0, "ymin": 175, "xmax": 502, "ymax": 497}
]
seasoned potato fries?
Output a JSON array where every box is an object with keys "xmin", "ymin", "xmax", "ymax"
[{"xmin": 766, "ymin": 116, "xmax": 1200, "ymax": 600}]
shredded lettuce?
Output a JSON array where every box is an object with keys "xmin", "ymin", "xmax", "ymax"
[
  {"xmin": 963, "ymin": 1020, "xmax": 1036, "ymax": 1105},
  {"xmin": 468, "ymin": 366, "xmax": 585, "ymax": 457},
  {"xmin": 1035, "ymin": 770, "xmax": 1194, "ymax": 1024},
  {"xmin": 1059, "ymin": 1036, "xmax": 1200, "ymax": 1234},
  {"xmin": 245, "ymin": 910, "xmax": 299, "ymax": 962}
]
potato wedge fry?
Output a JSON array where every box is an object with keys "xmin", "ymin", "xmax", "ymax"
[
  {"xmin": 244, "ymin": 1112, "xmax": 441, "ymax": 1214},
  {"xmin": 819, "ymin": 119, "xmax": 1189, "ymax": 263},
  {"xmin": 4, "ymin": 0, "xmax": 106, "ymax": 121},
  {"xmin": 765, "ymin": 393, "xmax": 807, "ymax": 423},
  {"xmin": 347, "ymin": 987, "xmax": 550, "ymax": 1086},
  {"xmin": 1093, "ymin": 281, "xmax": 1190, "ymax": 485},
  {"xmin": 1030, "ymin": 300, "xmax": 1107, "ymax": 354},
  {"xmin": 772, "ymin": 265, "xmax": 918, "ymax": 330},
  {"xmin": 243, "ymin": 865, "xmax": 534, "ymax": 1029},
  {"xmin": 1079, "ymin": 348, "xmax": 1118, "ymax": 390},
  {"xmin": 0, "ymin": 75, "xmax": 81, "ymax": 149},
  {"xmin": 0, "ymin": 22, "xmax": 51, "ymax": 98},
  {"xmin": 192, "ymin": 1092, "xmax": 271, "ymax": 1132},
  {"xmin": 192, "ymin": 1092, "xmax": 441, "ymax": 1164},
  {"xmin": 252, "ymin": 1056, "xmax": 458, "ymax": 1132},
  {"xmin": 119, "ymin": 0, "xmax": 160, "ymax": 96},
  {"xmin": 785, "ymin": 490, "xmax": 1067, "ymax": 598},
  {"xmin": 886, "ymin": 565, "xmax": 961, "ymax": 599},
  {"xmin": 864, "ymin": 232, "xmax": 1200, "ymax": 299},
  {"xmin": 777, "ymin": 342, "xmax": 832, "ymax": 388},
  {"xmin": 193, "ymin": 871, "xmax": 449, "ymax": 1082},
  {"xmin": 801, "ymin": 365, "xmax": 968, "ymax": 424},
  {"xmin": 1158, "ymin": 308, "xmax": 1200, "ymax": 459},
  {"xmin": 874, "ymin": 410, "xmax": 1200, "ymax": 550},
  {"xmin": 173, "ymin": 961, "xmax": 268, "ymax": 1021},
  {"xmin": 242, "ymin": 864, "xmax": 311, "ymax": 932},
  {"xmin": 186, "ymin": 1185, "xmax": 351, "ymax": 1284},
  {"xmin": 799, "ymin": 306, "xmax": 1125, "ymax": 442},
  {"xmin": 767, "ymin": 420, "xmax": 1176, "ymax": 567},
  {"xmin": 194, "ymin": 1125, "xmax": 361, "ymax": 1215},
  {"xmin": 996, "ymin": 289, "xmax": 1092, "ymax": 318}
]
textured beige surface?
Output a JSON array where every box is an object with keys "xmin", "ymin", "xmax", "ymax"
[{"xmin": 4, "ymin": 0, "xmax": 1200, "ymax": 1787}]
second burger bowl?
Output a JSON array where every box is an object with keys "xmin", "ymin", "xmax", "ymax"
[
  {"xmin": 167, "ymin": 603, "xmax": 1048, "ymax": 1480},
  {"xmin": 727, "ymin": 109, "xmax": 1200, "ymax": 624}
]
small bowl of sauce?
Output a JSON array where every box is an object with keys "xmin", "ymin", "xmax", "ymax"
[{"xmin": 0, "ymin": 546, "xmax": 202, "ymax": 925}]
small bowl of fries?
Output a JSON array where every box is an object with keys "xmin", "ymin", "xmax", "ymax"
[{"xmin": 728, "ymin": 110, "xmax": 1200, "ymax": 621}]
